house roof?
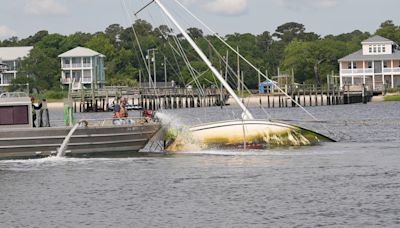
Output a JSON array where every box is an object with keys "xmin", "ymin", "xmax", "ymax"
[
  {"xmin": 58, "ymin": 46, "xmax": 105, "ymax": 58},
  {"xmin": 0, "ymin": 46, "xmax": 33, "ymax": 61},
  {"xmin": 338, "ymin": 49, "xmax": 400, "ymax": 62},
  {"xmin": 361, "ymin": 35, "xmax": 393, "ymax": 43}
]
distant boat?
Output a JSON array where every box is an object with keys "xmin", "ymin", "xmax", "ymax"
[
  {"xmin": 146, "ymin": 1, "xmax": 335, "ymax": 151},
  {"xmin": 0, "ymin": 93, "xmax": 160, "ymax": 159}
]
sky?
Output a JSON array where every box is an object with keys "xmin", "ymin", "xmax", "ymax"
[{"xmin": 1, "ymin": 0, "xmax": 400, "ymax": 40}]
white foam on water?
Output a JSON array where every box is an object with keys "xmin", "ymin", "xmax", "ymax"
[
  {"xmin": 0, "ymin": 156, "xmax": 158, "ymax": 164},
  {"xmin": 0, "ymin": 156, "xmax": 78, "ymax": 165}
]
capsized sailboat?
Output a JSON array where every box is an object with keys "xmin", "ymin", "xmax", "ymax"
[
  {"xmin": 139, "ymin": 0, "xmax": 335, "ymax": 151},
  {"xmin": 166, "ymin": 119, "xmax": 334, "ymax": 151}
]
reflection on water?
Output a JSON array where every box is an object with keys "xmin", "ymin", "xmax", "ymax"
[{"xmin": 1, "ymin": 102, "xmax": 400, "ymax": 227}]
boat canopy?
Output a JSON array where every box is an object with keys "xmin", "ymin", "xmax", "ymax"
[{"xmin": 0, "ymin": 94, "xmax": 32, "ymax": 128}]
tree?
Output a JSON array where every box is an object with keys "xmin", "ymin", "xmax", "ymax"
[
  {"xmin": 1, "ymin": 36, "xmax": 19, "ymax": 47},
  {"xmin": 19, "ymin": 30, "xmax": 49, "ymax": 46},
  {"xmin": 154, "ymin": 25, "xmax": 172, "ymax": 39},
  {"xmin": 60, "ymin": 32, "xmax": 92, "ymax": 51},
  {"xmin": 6, "ymin": 18, "xmax": 400, "ymax": 89},
  {"xmin": 256, "ymin": 31, "xmax": 273, "ymax": 52},
  {"xmin": 376, "ymin": 20, "xmax": 400, "ymax": 43},
  {"xmin": 86, "ymin": 33, "xmax": 115, "ymax": 59},
  {"xmin": 105, "ymin": 24, "xmax": 124, "ymax": 45},
  {"xmin": 273, "ymin": 22, "xmax": 306, "ymax": 43},
  {"xmin": 132, "ymin": 19, "xmax": 153, "ymax": 36},
  {"xmin": 16, "ymin": 48, "xmax": 59, "ymax": 92},
  {"xmin": 187, "ymin": 27, "xmax": 203, "ymax": 39}
]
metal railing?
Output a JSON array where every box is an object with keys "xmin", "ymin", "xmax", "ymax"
[{"xmin": 62, "ymin": 63, "xmax": 92, "ymax": 68}]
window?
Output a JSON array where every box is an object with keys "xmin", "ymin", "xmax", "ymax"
[
  {"xmin": 343, "ymin": 77, "xmax": 352, "ymax": 85},
  {"xmin": 64, "ymin": 59, "xmax": 70, "ymax": 64},
  {"xmin": 3, "ymin": 61, "xmax": 14, "ymax": 71},
  {"xmin": 368, "ymin": 61, "xmax": 372, "ymax": 68},
  {"xmin": 0, "ymin": 106, "xmax": 29, "ymax": 125},
  {"xmin": 353, "ymin": 63, "xmax": 357, "ymax": 69},
  {"xmin": 83, "ymin": 57, "xmax": 90, "ymax": 64},
  {"xmin": 72, "ymin": 58, "xmax": 80, "ymax": 64},
  {"xmin": 383, "ymin": 46, "xmax": 386, "ymax": 53},
  {"xmin": 369, "ymin": 45, "xmax": 372, "ymax": 53},
  {"xmin": 348, "ymin": 62, "xmax": 352, "ymax": 69},
  {"xmin": 378, "ymin": 46, "xmax": 381, "ymax": 53},
  {"xmin": 384, "ymin": 61, "xmax": 388, "ymax": 68}
]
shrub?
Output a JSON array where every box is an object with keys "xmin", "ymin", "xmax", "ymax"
[
  {"xmin": 386, "ymin": 88, "xmax": 400, "ymax": 93},
  {"xmin": 36, "ymin": 90, "xmax": 68, "ymax": 100}
]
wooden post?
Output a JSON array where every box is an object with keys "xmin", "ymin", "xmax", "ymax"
[
  {"xmin": 278, "ymin": 95, "xmax": 281, "ymax": 108},
  {"xmin": 291, "ymin": 85, "xmax": 295, "ymax": 107},
  {"xmin": 320, "ymin": 88, "xmax": 323, "ymax": 106},
  {"xmin": 314, "ymin": 86, "xmax": 318, "ymax": 106}
]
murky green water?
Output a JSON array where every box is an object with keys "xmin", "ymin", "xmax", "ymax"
[{"xmin": 1, "ymin": 102, "xmax": 399, "ymax": 227}]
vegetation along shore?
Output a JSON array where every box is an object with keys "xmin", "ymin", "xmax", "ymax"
[{"xmin": 2, "ymin": 20, "xmax": 400, "ymax": 97}]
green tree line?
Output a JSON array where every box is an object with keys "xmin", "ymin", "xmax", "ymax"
[{"xmin": 1, "ymin": 19, "xmax": 399, "ymax": 93}]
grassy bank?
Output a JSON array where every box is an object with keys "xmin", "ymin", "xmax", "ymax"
[
  {"xmin": 30, "ymin": 90, "xmax": 67, "ymax": 103},
  {"xmin": 384, "ymin": 95, "xmax": 400, "ymax": 101}
]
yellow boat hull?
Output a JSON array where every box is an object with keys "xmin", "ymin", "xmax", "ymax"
[{"xmin": 165, "ymin": 120, "xmax": 334, "ymax": 152}]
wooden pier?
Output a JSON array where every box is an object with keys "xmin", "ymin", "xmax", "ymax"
[
  {"xmin": 69, "ymin": 84, "xmax": 371, "ymax": 112},
  {"xmin": 253, "ymin": 85, "xmax": 372, "ymax": 108},
  {"xmin": 69, "ymin": 87, "xmax": 229, "ymax": 112}
]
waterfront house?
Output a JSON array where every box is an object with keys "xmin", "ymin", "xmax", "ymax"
[
  {"xmin": 0, "ymin": 46, "xmax": 33, "ymax": 91},
  {"xmin": 58, "ymin": 47, "xmax": 105, "ymax": 90},
  {"xmin": 339, "ymin": 35, "xmax": 400, "ymax": 92}
]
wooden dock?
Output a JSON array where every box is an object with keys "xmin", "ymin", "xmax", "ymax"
[
  {"xmin": 252, "ymin": 84, "xmax": 372, "ymax": 108},
  {"xmin": 69, "ymin": 85, "xmax": 371, "ymax": 112},
  {"xmin": 69, "ymin": 87, "xmax": 229, "ymax": 112}
]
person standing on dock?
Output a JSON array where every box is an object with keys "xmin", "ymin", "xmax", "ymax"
[
  {"xmin": 30, "ymin": 96, "xmax": 42, "ymax": 127},
  {"xmin": 39, "ymin": 99, "xmax": 50, "ymax": 127}
]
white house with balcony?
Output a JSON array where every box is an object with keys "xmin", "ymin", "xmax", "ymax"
[
  {"xmin": 0, "ymin": 46, "xmax": 33, "ymax": 91},
  {"xmin": 58, "ymin": 47, "xmax": 105, "ymax": 90},
  {"xmin": 339, "ymin": 35, "xmax": 400, "ymax": 91}
]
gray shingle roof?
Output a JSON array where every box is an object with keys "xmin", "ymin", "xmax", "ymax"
[
  {"xmin": 0, "ymin": 46, "xmax": 33, "ymax": 61},
  {"xmin": 339, "ymin": 49, "xmax": 400, "ymax": 62},
  {"xmin": 58, "ymin": 46, "xmax": 105, "ymax": 58},
  {"xmin": 362, "ymin": 35, "xmax": 393, "ymax": 43}
]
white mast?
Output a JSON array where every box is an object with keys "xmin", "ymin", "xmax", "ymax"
[{"xmin": 153, "ymin": 0, "xmax": 254, "ymax": 120}]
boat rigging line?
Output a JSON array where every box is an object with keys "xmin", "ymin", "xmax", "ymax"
[
  {"xmin": 172, "ymin": 0, "xmax": 319, "ymax": 121},
  {"xmin": 152, "ymin": 0, "xmax": 254, "ymax": 119},
  {"xmin": 171, "ymin": 0, "xmax": 343, "ymax": 140},
  {"xmin": 132, "ymin": 0, "xmax": 339, "ymax": 141},
  {"xmin": 121, "ymin": 0, "xmax": 152, "ymax": 83}
]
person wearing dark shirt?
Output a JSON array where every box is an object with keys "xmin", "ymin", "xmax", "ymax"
[{"xmin": 30, "ymin": 96, "xmax": 42, "ymax": 127}]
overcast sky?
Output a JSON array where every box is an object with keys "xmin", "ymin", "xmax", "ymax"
[{"xmin": 1, "ymin": 0, "xmax": 400, "ymax": 40}]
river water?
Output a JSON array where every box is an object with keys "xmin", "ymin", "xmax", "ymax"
[{"xmin": 1, "ymin": 102, "xmax": 400, "ymax": 227}]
